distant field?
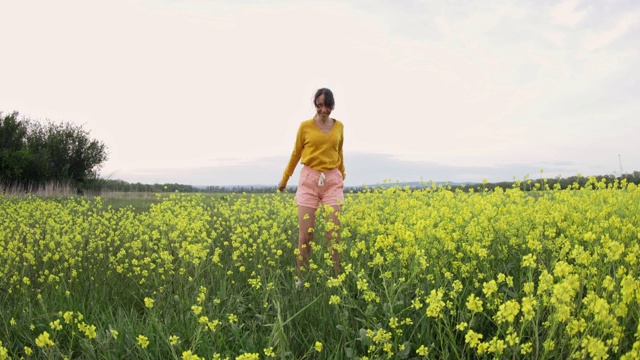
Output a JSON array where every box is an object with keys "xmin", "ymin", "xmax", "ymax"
[{"xmin": 1, "ymin": 177, "xmax": 639, "ymax": 359}]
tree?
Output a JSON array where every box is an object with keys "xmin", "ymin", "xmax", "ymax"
[
  {"xmin": 26, "ymin": 120, "xmax": 108, "ymax": 188},
  {"xmin": 0, "ymin": 112, "xmax": 30, "ymax": 183},
  {"xmin": 0, "ymin": 111, "xmax": 108, "ymax": 191}
]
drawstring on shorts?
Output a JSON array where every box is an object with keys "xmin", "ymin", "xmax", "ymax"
[{"xmin": 318, "ymin": 173, "xmax": 325, "ymax": 187}]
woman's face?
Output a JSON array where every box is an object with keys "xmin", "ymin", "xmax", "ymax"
[{"xmin": 315, "ymin": 94, "xmax": 332, "ymax": 119}]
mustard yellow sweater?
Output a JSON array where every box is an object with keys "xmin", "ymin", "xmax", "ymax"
[{"xmin": 280, "ymin": 118, "xmax": 345, "ymax": 186}]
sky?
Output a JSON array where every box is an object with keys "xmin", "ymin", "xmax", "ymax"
[{"xmin": 1, "ymin": 0, "xmax": 639, "ymax": 187}]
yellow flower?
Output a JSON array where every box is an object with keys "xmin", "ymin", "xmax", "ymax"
[
  {"xmin": 329, "ymin": 295, "xmax": 341, "ymax": 305},
  {"xmin": 465, "ymin": 330, "xmax": 483, "ymax": 349},
  {"xmin": 520, "ymin": 342, "xmax": 533, "ymax": 355},
  {"xmin": 24, "ymin": 346, "xmax": 33, "ymax": 355},
  {"xmin": 63, "ymin": 311, "xmax": 73, "ymax": 324},
  {"xmin": 522, "ymin": 253, "xmax": 537, "ymax": 268},
  {"xmin": 144, "ymin": 297, "xmax": 154, "ymax": 309},
  {"xmin": 482, "ymin": 280, "xmax": 498, "ymax": 297},
  {"xmin": 263, "ymin": 347, "xmax": 276, "ymax": 357},
  {"xmin": 466, "ymin": 294, "xmax": 483, "ymax": 313},
  {"xmin": 137, "ymin": 334, "xmax": 150, "ymax": 349},
  {"xmin": 488, "ymin": 337, "xmax": 506, "ymax": 355},
  {"xmin": 315, "ymin": 341, "xmax": 323, "ymax": 352},
  {"xmin": 412, "ymin": 297, "xmax": 423, "ymax": 310},
  {"xmin": 170, "ymin": 335, "xmax": 180, "ymax": 345},
  {"xmin": 35, "ymin": 331, "xmax": 55, "ymax": 348},
  {"xmin": 523, "ymin": 282, "xmax": 535, "ymax": 295},
  {"xmin": 426, "ymin": 289, "xmax": 445, "ymax": 318},
  {"xmin": 582, "ymin": 336, "xmax": 608, "ymax": 360},
  {"xmin": 49, "ymin": 319, "xmax": 63, "ymax": 331},
  {"xmin": 416, "ymin": 345, "xmax": 429, "ymax": 356},
  {"xmin": 495, "ymin": 300, "xmax": 520, "ymax": 324},
  {"xmin": 543, "ymin": 339, "xmax": 555, "ymax": 352},
  {"xmin": 228, "ymin": 313, "xmax": 238, "ymax": 324},
  {"xmin": 110, "ymin": 329, "xmax": 119, "ymax": 340},
  {"xmin": 235, "ymin": 353, "xmax": 259, "ymax": 360},
  {"xmin": 327, "ymin": 277, "xmax": 342, "ymax": 288},
  {"xmin": 521, "ymin": 296, "xmax": 537, "ymax": 321},
  {"xmin": 182, "ymin": 350, "xmax": 204, "ymax": 360},
  {"xmin": 389, "ymin": 317, "xmax": 399, "ymax": 329},
  {"xmin": 506, "ymin": 331, "xmax": 520, "ymax": 346},
  {"xmin": 77, "ymin": 322, "xmax": 97, "ymax": 340},
  {"xmin": 0, "ymin": 343, "xmax": 8, "ymax": 360}
]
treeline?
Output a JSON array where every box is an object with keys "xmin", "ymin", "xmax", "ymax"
[
  {"xmin": 98, "ymin": 179, "xmax": 277, "ymax": 193},
  {"xmin": 98, "ymin": 179, "xmax": 202, "ymax": 193},
  {"xmin": 0, "ymin": 111, "xmax": 107, "ymax": 192}
]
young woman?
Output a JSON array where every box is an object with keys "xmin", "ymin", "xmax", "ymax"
[{"xmin": 278, "ymin": 88, "xmax": 346, "ymax": 287}]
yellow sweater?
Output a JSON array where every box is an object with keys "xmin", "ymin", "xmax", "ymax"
[{"xmin": 281, "ymin": 118, "xmax": 345, "ymax": 186}]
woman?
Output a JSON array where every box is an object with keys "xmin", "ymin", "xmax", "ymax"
[{"xmin": 278, "ymin": 88, "xmax": 346, "ymax": 287}]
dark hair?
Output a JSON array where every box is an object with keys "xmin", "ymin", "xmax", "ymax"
[{"xmin": 313, "ymin": 88, "xmax": 335, "ymax": 110}]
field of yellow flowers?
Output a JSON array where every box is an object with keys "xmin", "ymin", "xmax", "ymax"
[{"xmin": 1, "ymin": 177, "xmax": 640, "ymax": 359}]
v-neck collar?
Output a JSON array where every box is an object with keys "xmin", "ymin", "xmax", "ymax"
[{"xmin": 313, "ymin": 118, "xmax": 335, "ymax": 135}]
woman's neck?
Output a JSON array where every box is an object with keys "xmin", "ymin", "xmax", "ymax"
[{"xmin": 315, "ymin": 115, "xmax": 330, "ymax": 124}]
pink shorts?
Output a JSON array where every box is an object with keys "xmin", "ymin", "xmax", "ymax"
[{"xmin": 295, "ymin": 166, "xmax": 345, "ymax": 209}]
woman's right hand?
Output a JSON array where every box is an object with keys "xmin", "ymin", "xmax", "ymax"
[{"xmin": 277, "ymin": 182, "xmax": 286, "ymax": 192}]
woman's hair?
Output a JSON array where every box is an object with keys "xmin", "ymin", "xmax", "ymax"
[{"xmin": 313, "ymin": 88, "xmax": 335, "ymax": 110}]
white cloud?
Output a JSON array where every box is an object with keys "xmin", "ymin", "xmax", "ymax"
[
  {"xmin": 585, "ymin": 11, "xmax": 639, "ymax": 51},
  {"xmin": 542, "ymin": 31, "xmax": 567, "ymax": 47},
  {"xmin": 551, "ymin": 0, "xmax": 590, "ymax": 26}
]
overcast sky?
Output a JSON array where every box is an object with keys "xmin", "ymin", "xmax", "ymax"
[{"xmin": 1, "ymin": 0, "xmax": 639, "ymax": 186}]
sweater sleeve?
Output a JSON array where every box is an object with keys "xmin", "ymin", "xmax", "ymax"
[{"xmin": 280, "ymin": 123, "xmax": 304, "ymax": 186}]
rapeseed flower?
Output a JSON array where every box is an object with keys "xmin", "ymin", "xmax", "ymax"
[
  {"xmin": 416, "ymin": 344, "xmax": 429, "ymax": 356},
  {"xmin": 520, "ymin": 342, "xmax": 533, "ymax": 355},
  {"xmin": 170, "ymin": 335, "xmax": 180, "ymax": 345},
  {"xmin": 465, "ymin": 330, "xmax": 483, "ymax": 348},
  {"xmin": 582, "ymin": 336, "xmax": 608, "ymax": 359},
  {"xmin": 77, "ymin": 322, "xmax": 97, "ymax": 340},
  {"xmin": 263, "ymin": 347, "xmax": 275, "ymax": 357},
  {"xmin": 495, "ymin": 300, "xmax": 520, "ymax": 324},
  {"xmin": 137, "ymin": 335, "xmax": 149, "ymax": 349},
  {"xmin": 228, "ymin": 313, "xmax": 238, "ymax": 324},
  {"xmin": 426, "ymin": 289, "xmax": 445, "ymax": 318},
  {"xmin": 329, "ymin": 295, "xmax": 341, "ymax": 305},
  {"xmin": 521, "ymin": 296, "xmax": 537, "ymax": 321},
  {"xmin": 182, "ymin": 350, "xmax": 204, "ymax": 360},
  {"xmin": 235, "ymin": 353, "xmax": 259, "ymax": 360},
  {"xmin": 522, "ymin": 253, "xmax": 536, "ymax": 268},
  {"xmin": 482, "ymin": 280, "xmax": 498, "ymax": 297},
  {"xmin": 466, "ymin": 294, "xmax": 483, "ymax": 313},
  {"xmin": 144, "ymin": 297, "xmax": 154, "ymax": 309},
  {"xmin": 35, "ymin": 331, "xmax": 55, "ymax": 348},
  {"xmin": 0, "ymin": 342, "xmax": 8, "ymax": 360},
  {"xmin": 49, "ymin": 319, "xmax": 63, "ymax": 331}
]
